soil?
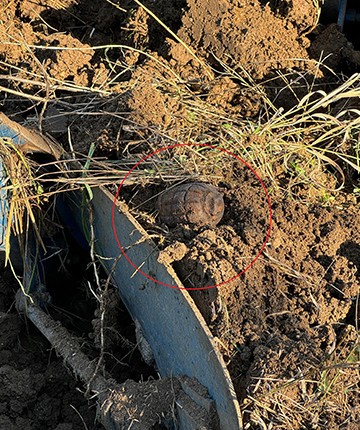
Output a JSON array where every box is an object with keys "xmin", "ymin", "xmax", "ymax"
[
  {"xmin": 0, "ymin": 244, "xmax": 157, "ymax": 430},
  {"xmin": 0, "ymin": 1, "xmax": 360, "ymax": 429},
  {"xmin": 0, "ymin": 254, "xmax": 102, "ymax": 430}
]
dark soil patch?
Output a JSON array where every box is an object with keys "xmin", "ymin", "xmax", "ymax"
[
  {"xmin": 0, "ymin": 238, "xmax": 156, "ymax": 430},
  {"xmin": 0, "ymin": 254, "xmax": 104, "ymax": 430}
]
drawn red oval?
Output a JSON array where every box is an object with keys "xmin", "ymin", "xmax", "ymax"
[{"xmin": 112, "ymin": 143, "xmax": 272, "ymax": 290}]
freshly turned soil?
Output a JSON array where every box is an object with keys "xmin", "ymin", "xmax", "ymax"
[{"xmin": 0, "ymin": 0, "xmax": 359, "ymax": 429}]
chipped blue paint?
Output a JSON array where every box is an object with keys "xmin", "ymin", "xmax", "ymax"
[{"xmin": 0, "ymin": 124, "xmax": 26, "ymax": 145}]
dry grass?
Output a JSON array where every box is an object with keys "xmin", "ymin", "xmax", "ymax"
[
  {"xmin": 0, "ymin": 137, "xmax": 45, "ymax": 262},
  {"xmin": 1, "ymin": 24, "xmax": 359, "ymax": 197},
  {"xmin": 155, "ymin": 65, "xmax": 360, "ymax": 197},
  {"xmin": 242, "ymin": 336, "xmax": 360, "ymax": 429},
  {"xmin": 4, "ymin": 60, "xmax": 360, "ymax": 200}
]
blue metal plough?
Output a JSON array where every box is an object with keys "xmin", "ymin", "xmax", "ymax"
[{"xmin": 0, "ymin": 113, "xmax": 243, "ymax": 429}]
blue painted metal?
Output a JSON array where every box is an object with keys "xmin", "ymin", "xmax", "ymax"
[
  {"xmin": 337, "ymin": 0, "xmax": 348, "ymax": 30},
  {"xmin": 0, "ymin": 124, "xmax": 26, "ymax": 145},
  {"xmin": 320, "ymin": 0, "xmax": 360, "ymax": 29},
  {"xmin": 55, "ymin": 193, "xmax": 90, "ymax": 251},
  {"xmin": 0, "ymin": 116, "xmax": 242, "ymax": 427},
  {"xmin": 0, "ymin": 122, "xmax": 49, "ymax": 292},
  {"xmin": 63, "ymin": 186, "xmax": 243, "ymax": 430}
]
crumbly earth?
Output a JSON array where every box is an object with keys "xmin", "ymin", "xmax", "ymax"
[
  {"xmin": 0, "ymin": 0, "xmax": 359, "ymax": 429},
  {"xmin": 134, "ymin": 155, "xmax": 359, "ymax": 429},
  {"xmin": 0, "ymin": 254, "xmax": 104, "ymax": 430}
]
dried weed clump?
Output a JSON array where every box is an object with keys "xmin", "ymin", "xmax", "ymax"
[
  {"xmin": 243, "ymin": 329, "xmax": 359, "ymax": 429},
  {"xmin": 0, "ymin": 137, "xmax": 44, "ymax": 261}
]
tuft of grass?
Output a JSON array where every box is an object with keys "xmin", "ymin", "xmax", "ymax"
[
  {"xmin": 239, "ymin": 325, "xmax": 360, "ymax": 430},
  {"xmin": 0, "ymin": 137, "xmax": 45, "ymax": 263},
  {"xmin": 178, "ymin": 68, "xmax": 360, "ymax": 197}
]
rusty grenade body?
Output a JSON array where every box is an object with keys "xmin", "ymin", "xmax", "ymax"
[{"xmin": 157, "ymin": 182, "xmax": 224, "ymax": 227}]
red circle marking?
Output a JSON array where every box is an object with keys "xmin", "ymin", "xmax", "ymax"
[{"xmin": 112, "ymin": 143, "xmax": 272, "ymax": 290}]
